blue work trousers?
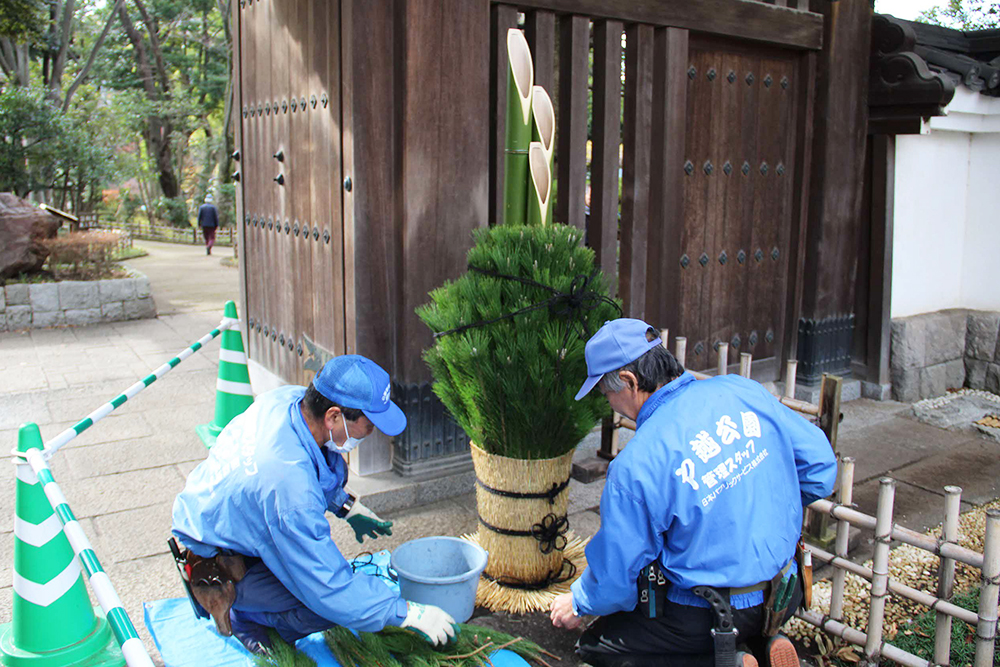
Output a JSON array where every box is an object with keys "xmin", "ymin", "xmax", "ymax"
[{"xmin": 233, "ymin": 560, "xmax": 334, "ymax": 643}]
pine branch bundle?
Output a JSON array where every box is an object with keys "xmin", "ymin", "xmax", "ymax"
[
  {"xmin": 417, "ymin": 224, "xmax": 618, "ymax": 459},
  {"xmin": 325, "ymin": 625, "xmax": 546, "ymax": 667}
]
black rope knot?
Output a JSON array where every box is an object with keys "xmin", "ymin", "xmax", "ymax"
[{"xmin": 531, "ymin": 513, "xmax": 569, "ymax": 555}]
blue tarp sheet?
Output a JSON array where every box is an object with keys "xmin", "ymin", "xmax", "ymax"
[{"xmin": 144, "ymin": 550, "xmax": 529, "ymax": 667}]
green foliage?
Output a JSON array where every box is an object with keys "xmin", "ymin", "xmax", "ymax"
[
  {"xmin": 0, "ymin": 86, "xmax": 66, "ymax": 195},
  {"xmin": 417, "ymin": 224, "xmax": 618, "ymax": 459},
  {"xmin": 882, "ymin": 588, "xmax": 998, "ymax": 666},
  {"xmin": 918, "ymin": 0, "xmax": 999, "ymax": 29},
  {"xmin": 154, "ymin": 196, "xmax": 191, "ymax": 227},
  {"xmin": 0, "ymin": 0, "xmax": 46, "ymax": 42},
  {"xmin": 254, "ymin": 630, "xmax": 317, "ymax": 667},
  {"xmin": 324, "ymin": 625, "xmax": 544, "ymax": 667}
]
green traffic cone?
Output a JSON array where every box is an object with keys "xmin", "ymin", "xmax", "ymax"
[
  {"xmin": 0, "ymin": 423, "xmax": 124, "ymax": 666},
  {"xmin": 196, "ymin": 300, "xmax": 254, "ymax": 448}
]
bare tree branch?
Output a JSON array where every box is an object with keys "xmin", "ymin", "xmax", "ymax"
[
  {"xmin": 132, "ymin": 0, "xmax": 172, "ymax": 98},
  {"xmin": 62, "ymin": 0, "xmax": 125, "ymax": 111},
  {"xmin": 49, "ymin": 0, "xmax": 76, "ymax": 95}
]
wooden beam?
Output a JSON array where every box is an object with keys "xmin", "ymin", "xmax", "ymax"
[
  {"xmin": 524, "ymin": 10, "xmax": 556, "ymax": 95},
  {"xmin": 589, "ymin": 19, "xmax": 623, "ymax": 284},
  {"xmin": 620, "ymin": 23, "xmax": 654, "ymax": 320},
  {"xmin": 866, "ymin": 135, "xmax": 893, "ymax": 387},
  {"xmin": 490, "ymin": 6, "xmax": 519, "ymax": 227},
  {"xmin": 555, "ymin": 14, "xmax": 588, "ymax": 230},
  {"xmin": 505, "ymin": 0, "xmax": 823, "ymax": 51}
]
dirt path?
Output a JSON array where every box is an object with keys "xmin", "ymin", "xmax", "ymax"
[{"xmin": 124, "ymin": 239, "xmax": 240, "ymax": 315}]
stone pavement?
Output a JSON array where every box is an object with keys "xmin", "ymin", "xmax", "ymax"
[{"xmin": 1, "ymin": 240, "xmax": 999, "ymax": 665}]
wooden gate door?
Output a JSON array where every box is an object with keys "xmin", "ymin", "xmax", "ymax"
[
  {"xmin": 237, "ymin": 0, "xmax": 347, "ymax": 384},
  {"xmin": 664, "ymin": 37, "xmax": 811, "ymax": 380}
]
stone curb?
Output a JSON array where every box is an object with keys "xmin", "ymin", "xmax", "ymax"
[{"xmin": 1, "ymin": 273, "xmax": 156, "ymax": 332}]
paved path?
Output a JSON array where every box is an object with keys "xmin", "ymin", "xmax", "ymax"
[{"xmin": 1, "ymin": 240, "xmax": 999, "ymax": 664}]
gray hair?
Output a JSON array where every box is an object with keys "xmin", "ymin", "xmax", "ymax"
[{"xmin": 597, "ymin": 327, "xmax": 684, "ymax": 395}]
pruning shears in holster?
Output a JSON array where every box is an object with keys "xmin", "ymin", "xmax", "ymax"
[
  {"xmin": 692, "ymin": 586, "xmax": 739, "ymax": 667},
  {"xmin": 168, "ymin": 537, "xmax": 247, "ymax": 636}
]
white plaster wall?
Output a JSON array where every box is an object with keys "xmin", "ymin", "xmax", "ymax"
[
  {"xmin": 891, "ymin": 132, "xmax": 970, "ymax": 318},
  {"xmin": 960, "ymin": 132, "xmax": 1000, "ymax": 311}
]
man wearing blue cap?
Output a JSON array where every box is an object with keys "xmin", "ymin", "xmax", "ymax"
[
  {"xmin": 172, "ymin": 355, "xmax": 458, "ymax": 654},
  {"xmin": 549, "ymin": 319, "xmax": 837, "ymax": 667}
]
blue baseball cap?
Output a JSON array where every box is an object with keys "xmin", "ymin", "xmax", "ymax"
[
  {"xmin": 312, "ymin": 355, "xmax": 407, "ymax": 436},
  {"xmin": 574, "ymin": 318, "xmax": 663, "ymax": 400}
]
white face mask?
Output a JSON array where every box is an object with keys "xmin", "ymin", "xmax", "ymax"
[{"xmin": 329, "ymin": 417, "xmax": 365, "ymax": 454}]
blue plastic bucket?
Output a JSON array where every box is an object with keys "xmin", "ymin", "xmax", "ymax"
[{"xmin": 390, "ymin": 537, "xmax": 488, "ymax": 623}]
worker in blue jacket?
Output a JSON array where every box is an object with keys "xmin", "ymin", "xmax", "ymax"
[
  {"xmin": 550, "ymin": 319, "xmax": 837, "ymax": 667},
  {"xmin": 172, "ymin": 355, "xmax": 458, "ymax": 654}
]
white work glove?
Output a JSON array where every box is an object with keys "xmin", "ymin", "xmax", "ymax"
[
  {"xmin": 345, "ymin": 500, "xmax": 393, "ymax": 544},
  {"xmin": 400, "ymin": 601, "xmax": 458, "ymax": 646}
]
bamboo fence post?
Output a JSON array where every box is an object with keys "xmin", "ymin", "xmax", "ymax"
[
  {"xmin": 865, "ymin": 478, "xmax": 896, "ymax": 665},
  {"xmin": 660, "ymin": 328, "xmax": 669, "ymax": 349},
  {"xmin": 675, "ymin": 337, "xmax": 687, "ymax": 367},
  {"xmin": 785, "ymin": 359, "xmax": 798, "ymax": 399},
  {"xmin": 830, "ymin": 456, "xmax": 856, "ymax": 622},
  {"xmin": 739, "ymin": 353, "xmax": 752, "ymax": 378},
  {"xmin": 974, "ymin": 509, "xmax": 1000, "ymax": 667},
  {"xmin": 717, "ymin": 342, "xmax": 728, "ymax": 376},
  {"xmin": 934, "ymin": 486, "xmax": 962, "ymax": 666}
]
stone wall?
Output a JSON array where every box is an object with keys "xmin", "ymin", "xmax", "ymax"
[
  {"xmin": 0, "ymin": 275, "xmax": 156, "ymax": 331},
  {"xmin": 891, "ymin": 308, "xmax": 1000, "ymax": 402}
]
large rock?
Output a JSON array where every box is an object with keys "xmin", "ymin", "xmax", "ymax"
[{"xmin": 0, "ymin": 193, "xmax": 61, "ymax": 278}]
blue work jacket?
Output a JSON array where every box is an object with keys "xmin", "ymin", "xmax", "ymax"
[
  {"xmin": 171, "ymin": 386, "xmax": 408, "ymax": 631},
  {"xmin": 571, "ymin": 372, "xmax": 837, "ymax": 616}
]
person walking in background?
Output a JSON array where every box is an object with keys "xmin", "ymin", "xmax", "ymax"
[{"xmin": 198, "ymin": 194, "xmax": 220, "ymax": 255}]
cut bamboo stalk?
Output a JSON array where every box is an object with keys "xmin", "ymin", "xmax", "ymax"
[
  {"xmin": 659, "ymin": 328, "xmax": 669, "ymax": 349},
  {"xmin": 717, "ymin": 342, "xmax": 728, "ymax": 376},
  {"xmin": 530, "ymin": 85, "xmax": 555, "ymax": 166},
  {"xmin": 808, "ymin": 544, "xmax": 980, "ymax": 627},
  {"xmin": 618, "ymin": 415, "xmax": 636, "ymax": 431},
  {"xmin": 526, "ymin": 142, "xmax": 552, "ymax": 226},
  {"xmin": 829, "ymin": 456, "xmax": 855, "ymax": 622},
  {"xmin": 780, "ymin": 396, "xmax": 820, "ymax": 416},
  {"xmin": 935, "ymin": 485, "xmax": 962, "ymax": 666},
  {"xmin": 785, "ymin": 359, "xmax": 798, "ymax": 399},
  {"xmin": 865, "ymin": 478, "xmax": 895, "ymax": 664},
  {"xmin": 809, "ymin": 498, "xmax": 985, "ymax": 569},
  {"xmin": 504, "ymin": 28, "xmax": 533, "ymax": 226},
  {"xmin": 739, "ymin": 353, "xmax": 752, "ymax": 378},
  {"xmin": 795, "ymin": 610, "xmax": 930, "ymax": 667},
  {"xmin": 975, "ymin": 509, "xmax": 1000, "ymax": 667},
  {"xmin": 675, "ymin": 337, "xmax": 687, "ymax": 367}
]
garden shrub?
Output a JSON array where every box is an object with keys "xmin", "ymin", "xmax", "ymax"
[{"xmin": 43, "ymin": 231, "xmax": 121, "ymax": 280}]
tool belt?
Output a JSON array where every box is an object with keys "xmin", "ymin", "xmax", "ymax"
[{"xmin": 168, "ymin": 537, "xmax": 247, "ymax": 637}]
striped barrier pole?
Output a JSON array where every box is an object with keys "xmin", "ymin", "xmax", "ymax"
[
  {"xmin": 21, "ymin": 443, "xmax": 155, "ymax": 666},
  {"xmin": 1, "ymin": 424, "xmax": 128, "ymax": 666},
  {"xmin": 41, "ymin": 312, "xmax": 240, "ymax": 460},
  {"xmin": 196, "ymin": 300, "xmax": 254, "ymax": 447}
]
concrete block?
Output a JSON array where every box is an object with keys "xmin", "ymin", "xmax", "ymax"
[
  {"xmin": 861, "ymin": 381, "xmax": 892, "ymax": 401},
  {"xmin": 0, "ymin": 313, "xmax": 5, "ymax": 332},
  {"xmin": 32, "ymin": 311, "xmax": 66, "ymax": 329},
  {"xmin": 943, "ymin": 358, "xmax": 965, "ymax": 391},
  {"xmin": 124, "ymin": 297, "xmax": 156, "ymax": 320},
  {"xmin": 101, "ymin": 302, "xmax": 124, "ymax": 322},
  {"xmin": 890, "ymin": 317, "xmax": 925, "ymax": 370},
  {"xmin": 5, "ymin": 283, "xmax": 29, "ymax": 306},
  {"xmin": 966, "ymin": 358, "xmax": 988, "ymax": 389},
  {"xmin": 987, "ymin": 363, "xmax": 1000, "ymax": 395},
  {"xmin": 966, "ymin": 311, "xmax": 1000, "ymax": 361},
  {"xmin": 891, "ymin": 366, "xmax": 920, "ymax": 403},
  {"xmin": 58, "ymin": 280, "xmax": 100, "ymax": 310},
  {"xmin": 64, "ymin": 308, "xmax": 102, "ymax": 326},
  {"xmin": 5, "ymin": 305, "xmax": 32, "ymax": 331},
  {"xmin": 29, "ymin": 283, "xmax": 60, "ymax": 312},
  {"xmin": 0, "ymin": 286, "xmax": 5, "ymax": 311},
  {"xmin": 924, "ymin": 310, "xmax": 967, "ymax": 366},
  {"xmin": 98, "ymin": 279, "xmax": 136, "ymax": 304},
  {"xmin": 572, "ymin": 457, "xmax": 609, "ymax": 483},
  {"xmin": 134, "ymin": 277, "xmax": 152, "ymax": 299},
  {"xmin": 919, "ymin": 363, "xmax": 949, "ymax": 399}
]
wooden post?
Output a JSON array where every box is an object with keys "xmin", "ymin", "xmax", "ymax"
[
  {"xmin": 865, "ymin": 478, "xmax": 896, "ymax": 665},
  {"xmin": 807, "ymin": 373, "xmax": 842, "ymax": 545},
  {"xmin": 975, "ymin": 509, "xmax": 1000, "ymax": 667},
  {"xmin": 717, "ymin": 342, "xmax": 728, "ymax": 376},
  {"xmin": 675, "ymin": 337, "xmax": 687, "ymax": 367},
  {"xmin": 829, "ymin": 456, "xmax": 855, "ymax": 622},
  {"xmin": 598, "ymin": 413, "xmax": 620, "ymax": 461},
  {"xmin": 739, "ymin": 353, "xmax": 752, "ymax": 378},
  {"xmin": 935, "ymin": 485, "xmax": 962, "ymax": 666},
  {"xmin": 785, "ymin": 359, "xmax": 798, "ymax": 399}
]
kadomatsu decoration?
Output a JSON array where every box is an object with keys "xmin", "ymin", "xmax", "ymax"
[{"xmin": 418, "ymin": 223, "xmax": 619, "ymax": 613}]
